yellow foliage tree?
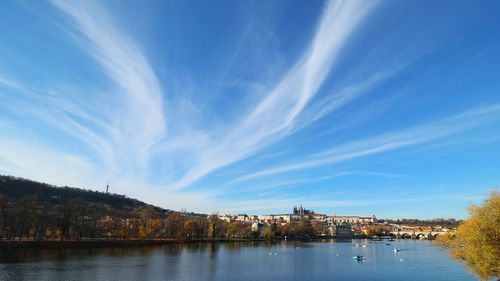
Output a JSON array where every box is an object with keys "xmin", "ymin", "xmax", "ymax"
[
  {"xmin": 440, "ymin": 191, "xmax": 500, "ymax": 280},
  {"xmin": 263, "ymin": 227, "xmax": 274, "ymax": 240},
  {"xmin": 365, "ymin": 227, "xmax": 374, "ymax": 237}
]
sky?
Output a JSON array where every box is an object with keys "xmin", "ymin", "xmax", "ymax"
[{"xmin": 0, "ymin": 0, "xmax": 499, "ymax": 219}]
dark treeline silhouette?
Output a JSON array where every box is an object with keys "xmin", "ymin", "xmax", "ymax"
[{"xmin": 0, "ymin": 175, "xmax": 259, "ymax": 242}]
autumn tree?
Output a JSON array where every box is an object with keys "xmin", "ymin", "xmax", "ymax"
[
  {"xmin": 196, "ymin": 219, "xmax": 206, "ymax": 239},
  {"xmin": 0, "ymin": 195, "xmax": 7, "ymax": 237},
  {"xmin": 239, "ymin": 223, "xmax": 251, "ymax": 238},
  {"xmin": 287, "ymin": 222, "xmax": 299, "ymax": 237},
  {"xmin": 71, "ymin": 198, "xmax": 90, "ymax": 240},
  {"xmin": 209, "ymin": 213, "xmax": 222, "ymax": 240},
  {"xmin": 439, "ymin": 191, "xmax": 500, "ymax": 280},
  {"xmin": 133, "ymin": 206, "xmax": 159, "ymax": 240},
  {"xmin": 227, "ymin": 221, "xmax": 240, "ymax": 238},
  {"xmin": 312, "ymin": 222, "xmax": 327, "ymax": 236},
  {"xmin": 165, "ymin": 212, "xmax": 184, "ymax": 239},
  {"xmin": 14, "ymin": 196, "xmax": 38, "ymax": 240},
  {"xmin": 32, "ymin": 201, "xmax": 55, "ymax": 241},
  {"xmin": 263, "ymin": 227, "xmax": 274, "ymax": 240},
  {"xmin": 365, "ymin": 226, "xmax": 374, "ymax": 237},
  {"xmin": 57, "ymin": 200, "xmax": 74, "ymax": 241},
  {"xmin": 88, "ymin": 203, "xmax": 108, "ymax": 239},
  {"xmin": 297, "ymin": 221, "xmax": 314, "ymax": 237},
  {"xmin": 183, "ymin": 219, "xmax": 199, "ymax": 240},
  {"xmin": 276, "ymin": 223, "xmax": 289, "ymax": 236}
]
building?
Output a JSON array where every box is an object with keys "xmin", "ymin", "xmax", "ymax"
[
  {"xmin": 303, "ymin": 213, "xmax": 327, "ymax": 221},
  {"xmin": 248, "ymin": 215, "xmax": 259, "ymax": 222},
  {"xmin": 359, "ymin": 215, "xmax": 377, "ymax": 224},
  {"xmin": 329, "ymin": 216, "xmax": 360, "ymax": 224},
  {"xmin": 218, "ymin": 214, "xmax": 234, "ymax": 222},
  {"xmin": 260, "ymin": 214, "xmax": 292, "ymax": 223},
  {"xmin": 293, "ymin": 204, "xmax": 315, "ymax": 216},
  {"xmin": 329, "ymin": 215, "xmax": 377, "ymax": 224},
  {"xmin": 236, "ymin": 214, "xmax": 248, "ymax": 221},
  {"xmin": 251, "ymin": 222, "xmax": 264, "ymax": 232},
  {"xmin": 335, "ymin": 225, "xmax": 353, "ymax": 238}
]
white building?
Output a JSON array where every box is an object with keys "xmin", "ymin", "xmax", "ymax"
[
  {"xmin": 251, "ymin": 222, "xmax": 264, "ymax": 232},
  {"xmin": 248, "ymin": 215, "xmax": 259, "ymax": 222},
  {"xmin": 329, "ymin": 215, "xmax": 377, "ymax": 224},
  {"xmin": 259, "ymin": 214, "xmax": 292, "ymax": 223},
  {"xmin": 218, "ymin": 215, "xmax": 234, "ymax": 222},
  {"xmin": 236, "ymin": 214, "xmax": 249, "ymax": 221}
]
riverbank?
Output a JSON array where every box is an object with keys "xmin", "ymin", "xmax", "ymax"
[
  {"xmin": 0, "ymin": 238, "xmax": 265, "ymax": 249},
  {"xmin": 0, "ymin": 235, "xmax": 407, "ymax": 249}
]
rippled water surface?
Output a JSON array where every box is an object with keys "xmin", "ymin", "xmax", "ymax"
[{"xmin": 0, "ymin": 239, "xmax": 475, "ymax": 281}]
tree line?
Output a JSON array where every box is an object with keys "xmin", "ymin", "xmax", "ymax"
[
  {"xmin": 0, "ymin": 175, "xmax": 338, "ymax": 242},
  {"xmin": 0, "ymin": 194, "xmax": 252, "ymax": 241},
  {"xmin": 0, "ymin": 194, "xmax": 334, "ymax": 242}
]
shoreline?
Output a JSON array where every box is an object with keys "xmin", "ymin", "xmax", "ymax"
[
  {"xmin": 0, "ymin": 236, "xmax": 388, "ymax": 249},
  {"xmin": 0, "ymin": 238, "xmax": 266, "ymax": 249}
]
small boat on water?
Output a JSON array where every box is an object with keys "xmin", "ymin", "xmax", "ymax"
[
  {"xmin": 394, "ymin": 248, "xmax": 401, "ymax": 252},
  {"xmin": 362, "ymin": 244, "xmax": 368, "ymax": 248},
  {"xmin": 353, "ymin": 255, "xmax": 366, "ymax": 260},
  {"xmin": 386, "ymin": 243, "xmax": 391, "ymax": 246}
]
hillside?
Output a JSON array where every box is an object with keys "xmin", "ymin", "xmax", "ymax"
[{"xmin": 0, "ymin": 175, "xmax": 168, "ymax": 214}]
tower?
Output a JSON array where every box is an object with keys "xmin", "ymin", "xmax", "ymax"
[{"xmin": 106, "ymin": 183, "xmax": 109, "ymax": 194}]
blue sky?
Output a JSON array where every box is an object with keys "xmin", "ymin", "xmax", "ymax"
[{"xmin": 0, "ymin": 0, "xmax": 499, "ymax": 219}]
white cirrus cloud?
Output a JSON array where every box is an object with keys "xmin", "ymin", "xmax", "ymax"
[{"xmin": 168, "ymin": 0, "xmax": 380, "ymax": 190}]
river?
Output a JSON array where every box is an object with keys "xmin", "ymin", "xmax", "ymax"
[{"xmin": 0, "ymin": 239, "xmax": 475, "ymax": 281}]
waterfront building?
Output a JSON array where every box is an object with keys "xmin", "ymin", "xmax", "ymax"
[
  {"xmin": 334, "ymin": 225, "xmax": 353, "ymax": 238},
  {"xmin": 359, "ymin": 215, "xmax": 377, "ymax": 224},
  {"xmin": 236, "ymin": 214, "xmax": 248, "ymax": 221},
  {"xmin": 329, "ymin": 216, "xmax": 360, "ymax": 224},
  {"xmin": 260, "ymin": 214, "xmax": 292, "ymax": 223},
  {"xmin": 329, "ymin": 215, "xmax": 377, "ymax": 224}
]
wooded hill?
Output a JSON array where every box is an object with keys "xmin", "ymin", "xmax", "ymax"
[
  {"xmin": 0, "ymin": 175, "xmax": 253, "ymax": 242},
  {"xmin": 0, "ymin": 175, "xmax": 168, "ymax": 214}
]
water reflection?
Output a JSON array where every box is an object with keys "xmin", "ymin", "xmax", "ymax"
[{"xmin": 0, "ymin": 240, "xmax": 474, "ymax": 281}]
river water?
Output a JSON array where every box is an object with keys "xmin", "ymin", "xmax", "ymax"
[{"xmin": 0, "ymin": 239, "xmax": 475, "ymax": 281}]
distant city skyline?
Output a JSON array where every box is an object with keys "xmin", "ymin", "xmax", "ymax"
[{"xmin": 0, "ymin": 0, "xmax": 499, "ymax": 219}]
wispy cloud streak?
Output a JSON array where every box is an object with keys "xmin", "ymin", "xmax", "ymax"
[
  {"xmin": 233, "ymin": 105, "xmax": 500, "ymax": 183},
  {"xmin": 50, "ymin": 0, "xmax": 166, "ymax": 169},
  {"xmin": 0, "ymin": 0, "xmax": 497, "ymax": 218},
  {"xmin": 0, "ymin": 0, "xmax": 167, "ymax": 185},
  {"xmin": 169, "ymin": 0, "xmax": 379, "ymax": 190}
]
